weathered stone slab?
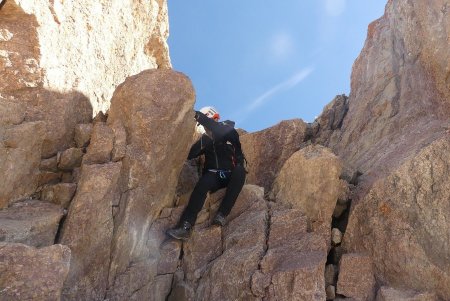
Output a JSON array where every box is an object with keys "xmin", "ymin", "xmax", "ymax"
[
  {"xmin": 0, "ymin": 242, "xmax": 70, "ymax": 301},
  {"xmin": 0, "ymin": 200, "xmax": 63, "ymax": 247},
  {"xmin": 0, "ymin": 121, "xmax": 45, "ymax": 208},
  {"xmin": 337, "ymin": 253, "xmax": 375, "ymax": 301},
  {"xmin": 376, "ymin": 286, "xmax": 438, "ymax": 301},
  {"xmin": 83, "ymin": 122, "xmax": 114, "ymax": 164},
  {"xmin": 41, "ymin": 183, "xmax": 77, "ymax": 208},
  {"xmin": 60, "ymin": 162, "xmax": 121, "ymax": 300}
]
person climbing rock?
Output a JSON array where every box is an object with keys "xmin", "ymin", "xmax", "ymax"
[{"xmin": 166, "ymin": 106, "xmax": 247, "ymax": 240}]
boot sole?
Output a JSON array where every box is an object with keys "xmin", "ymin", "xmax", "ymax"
[{"xmin": 166, "ymin": 231, "xmax": 190, "ymax": 241}]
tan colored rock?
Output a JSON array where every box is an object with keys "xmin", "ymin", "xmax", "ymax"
[
  {"xmin": 259, "ymin": 205, "xmax": 328, "ymax": 301},
  {"xmin": 60, "ymin": 162, "xmax": 121, "ymax": 300},
  {"xmin": 38, "ymin": 171, "xmax": 62, "ymax": 187},
  {"xmin": 264, "ymin": 251, "xmax": 326, "ymax": 301},
  {"xmin": 40, "ymin": 155, "xmax": 58, "ymax": 172},
  {"xmin": 19, "ymin": 88, "xmax": 93, "ymax": 158},
  {"xmin": 251, "ymin": 270, "xmax": 271, "ymax": 297},
  {"xmin": 183, "ymin": 227, "xmax": 222, "ymax": 281},
  {"xmin": 74, "ymin": 123, "xmax": 93, "ymax": 148},
  {"xmin": 0, "ymin": 121, "xmax": 45, "ymax": 208},
  {"xmin": 0, "ymin": 242, "xmax": 70, "ymax": 301},
  {"xmin": 147, "ymin": 212, "xmax": 182, "ymax": 276},
  {"xmin": 271, "ymin": 144, "xmax": 347, "ymax": 238},
  {"xmin": 110, "ymin": 121, "xmax": 127, "ymax": 162},
  {"xmin": 41, "ymin": 183, "xmax": 77, "ymax": 208},
  {"xmin": 195, "ymin": 206, "xmax": 267, "ymax": 301},
  {"xmin": 331, "ymin": 228, "xmax": 342, "ymax": 245},
  {"xmin": 343, "ymin": 137, "xmax": 450, "ymax": 299},
  {"xmin": 323, "ymin": 0, "xmax": 450, "ymax": 189},
  {"xmin": 0, "ymin": 1, "xmax": 42, "ymax": 92},
  {"xmin": 105, "ymin": 69, "xmax": 195, "ymax": 299},
  {"xmin": 0, "ymin": 97, "xmax": 25, "ymax": 126},
  {"xmin": 58, "ymin": 147, "xmax": 83, "ymax": 170},
  {"xmin": 0, "ymin": 200, "xmax": 63, "ymax": 247},
  {"xmin": 313, "ymin": 94, "xmax": 349, "ymax": 146},
  {"xmin": 337, "ymin": 253, "xmax": 375, "ymax": 301},
  {"xmin": 83, "ymin": 122, "xmax": 114, "ymax": 164},
  {"xmin": 240, "ymin": 119, "xmax": 309, "ymax": 192},
  {"xmin": 376, "ymin": 286, "xmax": 438, "ymax": 301},
  {"xmin": 268, "ymin": 207, "xmax": 308, "ymax": 248},
  {"xmin": 326, "ymin": 285, "xmax": 336, "ymax": 300},
  {"xmin": 1, "ymin": 0, "xmax": 171, "ymax": 113}
]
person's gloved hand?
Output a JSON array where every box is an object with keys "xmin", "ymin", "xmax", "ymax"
[{"xmin": 194, "ymin": 110, "xmax": 201, "ymax": 120}]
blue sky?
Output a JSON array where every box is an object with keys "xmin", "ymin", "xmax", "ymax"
[{"xmin": 167, "ymin": 0, "xmax": 386, "ymax": 132}]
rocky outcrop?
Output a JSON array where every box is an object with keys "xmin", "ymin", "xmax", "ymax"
[
  {"xmin": 343, "ymin": 137, "xmax": 450, "ymax": 300},
  {"xmin": 0, "ymin": 242, "xmax": 71, "ymax": 301},
  {"xmin": 1, "ymin": 0, "xmax": 171, "ymax": 113},
  {"xmin": 319, "ymin": 0, "xmax": 450, "ymax": 188},
  {"xmin": 165, "ymin": 185, "xmax": 329, "ymax": 301},
  {"xmin": 56, "ymin": 69, "xmax": 195, "ymax": 300},
  {"xmin": 240, "ymin": 119, "xmax": 309, "ymax": 193},
  {"xmin": 310, "ymin": 2, "xmax": 450, "ymax": 299}
]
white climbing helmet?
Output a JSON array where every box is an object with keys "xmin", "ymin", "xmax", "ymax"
[
  {"xmin": 200, "ymin": 106, "xmax": 220, "ymax": 120},
  {"xmin": 195, "ymin": 106, "xmax": 220, "ymax": 134}
]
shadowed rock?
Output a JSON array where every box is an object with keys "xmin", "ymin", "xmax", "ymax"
[{"xmin": 0, "ymin": 200, "xmax": 64, "ymax": 247}]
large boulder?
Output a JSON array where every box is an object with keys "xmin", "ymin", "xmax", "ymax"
[
  {"xmin": 240, "ymin": 119, "xmax": 309, "ymax": 192},
  {"xmin": 343, "ymin": 137, "xmax": 450, "ymax": 300},
  {"xmin": 105, "ymin": 69, "xmax": 195, "ymax": 299},
  {"xmin": 0, "ymin": 242, "xmax": 71, "ymax": 301},
  {"xmin": 270, "ymin": 144, "xmax": 347, "ymax": 238}
]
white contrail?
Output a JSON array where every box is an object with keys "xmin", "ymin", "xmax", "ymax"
[{"xmin": 234, "ymin": 67, "xmax": 314, "ymax": 124}]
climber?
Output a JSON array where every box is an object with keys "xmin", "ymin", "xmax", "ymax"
[{"xmin": 166, "ymin": 106, "xmax": 247, "ymax": 240}]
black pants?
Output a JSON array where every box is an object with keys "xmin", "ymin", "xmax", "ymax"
[{"xmin": 179, "ymin": 165, "xmax": 246, "ymax": 226}]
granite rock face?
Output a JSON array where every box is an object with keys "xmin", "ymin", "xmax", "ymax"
[
  {"xmin": 343, "ymin": 137, "xmax": 450, "ymax": 300},
  {"xmin": 1, "ymin": 0, "xmax": 171, "ymax": 113},
  {"xmin": 240, "ymin": 119, "xmax": 309, "ymax": 193},
  {"xmin": 60, "ymin": 162, "xmax": 122, "ymax": 300},
  {"xmin": 0, "ymin": 243, "xmax": 71, "ymax": 301},
  {"xmin": 0, "ymin": 200, "xmax": 64, "ymax": 247},
  {"xmin": 321, "ymin": 0, "xmax": 450, "ymax": 187},
  {"xmin": 55, "ymin": 70, "xmax": 195, "ymax": 300},
  {"xmin": 166, "ymin": 185, "xmax": 328, "ymax": 301},
  {"xmin": 0, "ymin": 119, "xmax": 45, "ymax": 208}
]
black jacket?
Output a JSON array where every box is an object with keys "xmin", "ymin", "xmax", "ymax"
[{"xmin": 187, "ymin": 112, "xmax": 244, "ymax": 171}]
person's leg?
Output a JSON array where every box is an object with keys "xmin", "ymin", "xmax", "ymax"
[
  {"xmin": 178, "ymin": 171, "xmax": 222, "ymax": 226},
  {"xmin": 215, "ymin": 165, "xmax": 246, "ymax": 223}
]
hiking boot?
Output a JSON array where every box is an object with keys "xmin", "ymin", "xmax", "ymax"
[
  {"xmin": 212, "ymin": 212, "xmax": 226, "ymax": 227},
  {"xmin": 166, "ymin": 221, "xmax": 192, "ymax": 241}
]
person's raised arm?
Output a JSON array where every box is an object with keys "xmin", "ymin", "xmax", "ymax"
[{"xmin": 194, "ymin": 111, "xmax": 232, "ymax": 140}]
